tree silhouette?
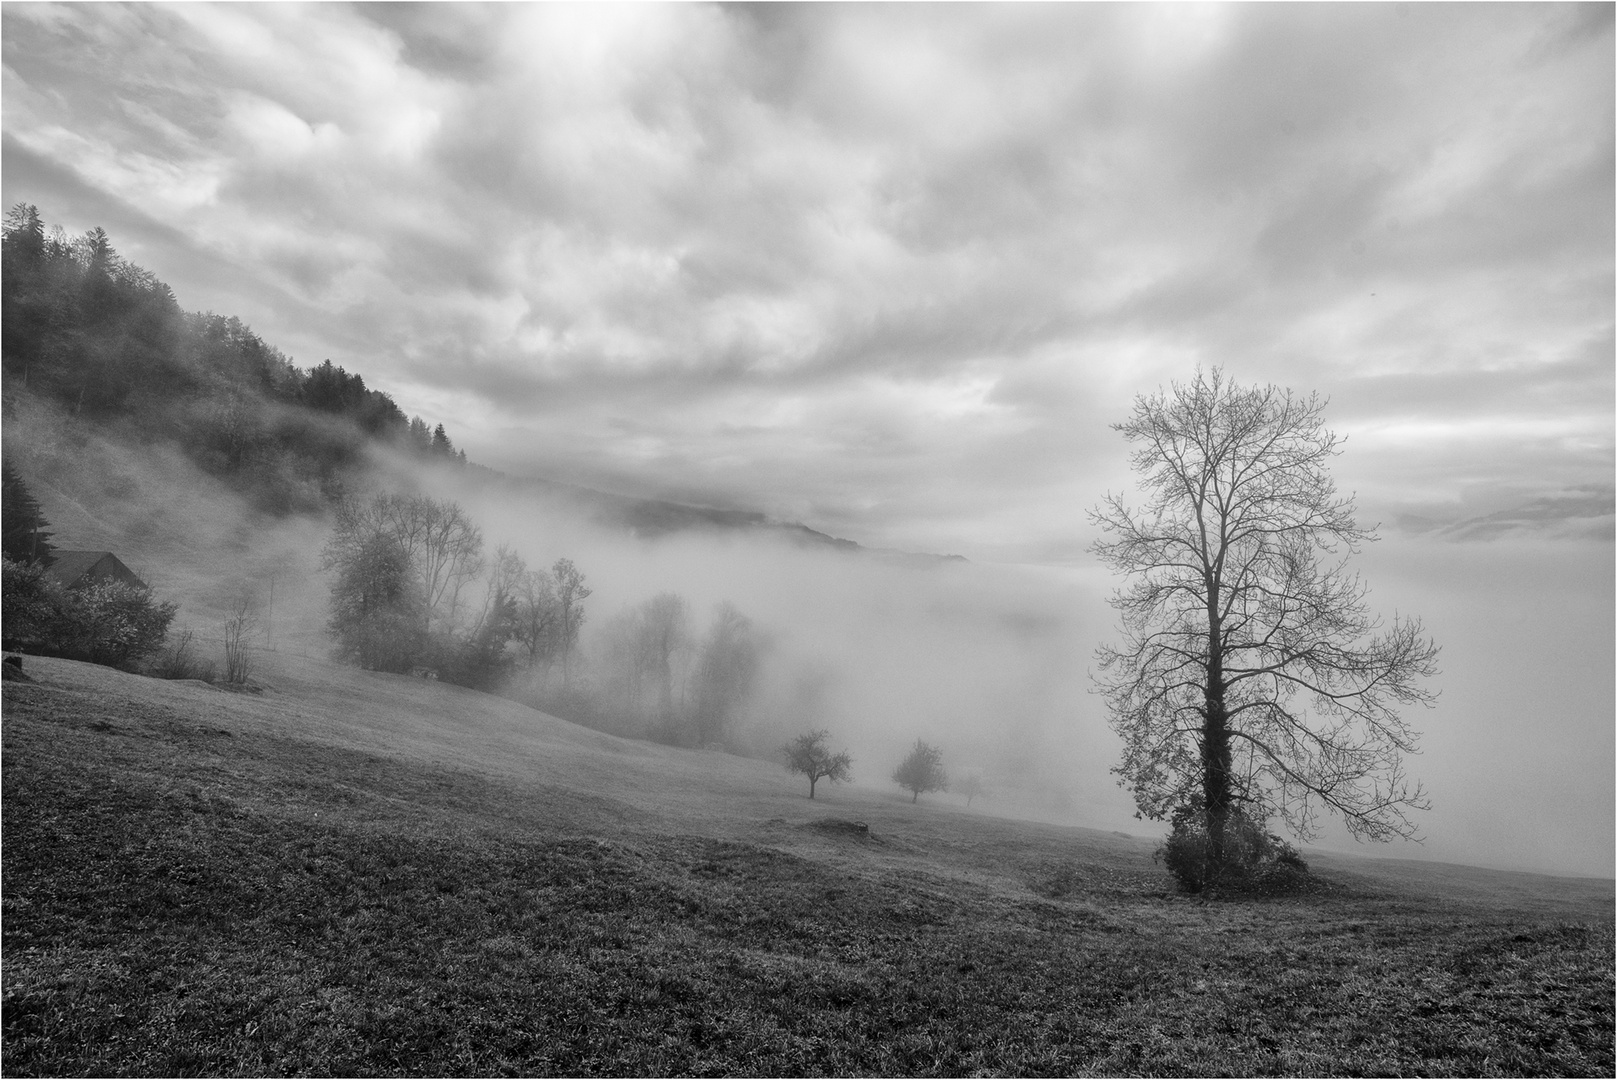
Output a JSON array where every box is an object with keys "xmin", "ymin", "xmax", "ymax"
[
  {"xmin": 782, "ymin": 729, "xmax": 853, "ymax": 799},
  {"xmin": 2, "ymin": 463, "xmax": 54, "ymax": 566},
  {"xmin": 892, "ymin": 739, "xmax": 948, "ymax": 803},
  {"xmin": 1090, "ymin": 369, "xmax": 1439, "ymax": 885}
]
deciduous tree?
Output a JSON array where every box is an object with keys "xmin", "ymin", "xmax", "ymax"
[
  {"xmin": 552, "ymin": 557, "xmax": 591, "ymax": 686},
  {"xmin": 892, "ymin": 739, "xmax": 948, "ymax": 803},
  {"xmin": 689, "ymin": 602, "xmax": 764, "ymax": 747},
  {"xmin": 1090, "ymin": 369, "xmax": 1439, "ymax": 885},
  {"xmin": 326, "ymin": 532, "xmax": 425, "ymax": 672},
  {"xmin": 782, "ymin": 729, "xmax": 853, "ymax": 799}
]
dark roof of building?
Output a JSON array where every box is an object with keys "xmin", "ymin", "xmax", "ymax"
[{"xmin": 43, "ymin": 550, "xmax": 147, "ymax": 591}]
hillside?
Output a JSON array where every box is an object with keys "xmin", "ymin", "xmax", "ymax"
[
  {"xmin": 1, "ymin": 207, "xmax": 933, "ymax": 562},
  {"xmin": 3, "ymin": 652, "xmax": 1611, "ymax": 1076}
]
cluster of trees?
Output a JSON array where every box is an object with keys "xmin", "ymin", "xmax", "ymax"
[
  {"xmin": 2, "ymin": 205, "xmax": 465, "ymax": 515},
  {"xmin": 1, "ymin": 467, "xmax": 175, "ymax": 669},
  {"xmin": 323, "ymin": 492, "xmax": 588, "ymax": 691},
  {"xmin": 1, "ymin": 557, "xmax": 177, "ymax": 669},
  {"xmin": 592, "ymin": 594, "xmax": 767, "ymax": 747},
  {"xmin": 322, "ymin": 491, "xmax": 770, "ymax": 750}
]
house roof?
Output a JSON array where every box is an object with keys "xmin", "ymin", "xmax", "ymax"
[{"xmin": 44, "ymin": 550, "xmax": 147, "ymax": 591}]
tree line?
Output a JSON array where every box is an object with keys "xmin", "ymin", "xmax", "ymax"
[
  {"xmin": 2, "ymin": 205, "xmax": 465, "ymax": 515},
  {"xmin": 323, "ymin": 490, "xmax": 769, "ymax": 751}
]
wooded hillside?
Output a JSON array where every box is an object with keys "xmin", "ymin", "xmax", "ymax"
[{"xmin": 1, "ymin": 205, "xmax": 463, "ymax": 515}]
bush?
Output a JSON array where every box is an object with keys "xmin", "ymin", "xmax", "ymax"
[
  {"xmin": 1156, "ymin": 801, "xmax": 1310, "ymax": 895},
  {"xmin": 1, "ymin": 555, "xmax": 177, "ymax": 669}
]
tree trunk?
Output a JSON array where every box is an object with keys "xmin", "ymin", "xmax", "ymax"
[
  {"xmin": 912, "ymin": 791, "xmax": 918, "ymax": 803},
  {"xmin": 1202, "ymin": 611, "xmax": 1233, "ymax": 888},
  {"xmin": 809, "ymin": 776, "xmax": 817, "ymax": 799}
]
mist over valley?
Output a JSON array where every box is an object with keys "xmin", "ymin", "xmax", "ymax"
[{"xmin": 2, "ymin": 5, "xmax": 1612, "ymax": 1074}]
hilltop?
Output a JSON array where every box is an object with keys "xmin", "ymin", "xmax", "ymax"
[{"xmin": 3, "ymin": 652, "xmax": 1611, "ymax": 1076}]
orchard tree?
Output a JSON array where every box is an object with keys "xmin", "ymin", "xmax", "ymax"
[
  {"xmin": 1090, "ymin": 369, "xmax": 1439, "ymax": 885},
  {"xmin": 956, "ymin": 773, "xmax": 986, "ymax": 807},
  {"xmin": 782, "ymin": 729, "xmax": 853, "ymax": 799},
  {"xmin": 892, "ymin": 739, "xmax": 948, "ymax": 803}
]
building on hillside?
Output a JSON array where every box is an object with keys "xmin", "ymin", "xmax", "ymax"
[{"xmin": 43, "ymin": 550, "xmax": 148, "ymax": 591}]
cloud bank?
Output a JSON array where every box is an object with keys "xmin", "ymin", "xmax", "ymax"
[{"xmin": 3, "ymin": 3, "xmax": 1610, "ymax": 557}]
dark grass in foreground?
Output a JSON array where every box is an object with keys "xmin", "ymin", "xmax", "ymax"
[{"xmin": 3, "ymin": 676, "xmax": 1612, "ymax": 1077}]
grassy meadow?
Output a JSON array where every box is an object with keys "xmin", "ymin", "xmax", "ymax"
[{"xmin": 3, "ymin": 652, "xmax": 1612, "ymax": 1077}]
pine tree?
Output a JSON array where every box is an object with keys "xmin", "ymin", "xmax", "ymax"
[{"xmin": 2, "ymin": 462, "xmax": 55, "ymax": 566}]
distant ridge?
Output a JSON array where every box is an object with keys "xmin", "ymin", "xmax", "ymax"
[{"xmin": 467, "ymin": 464, "xmax": 968, "ymax": 565}]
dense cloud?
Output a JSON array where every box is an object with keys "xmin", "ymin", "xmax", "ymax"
[{"xmin": 3, "ymin": 3, "xmax": 1610, "ymax": 556}]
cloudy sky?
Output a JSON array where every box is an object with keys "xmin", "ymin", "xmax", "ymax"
[
  {"xmin": 3, "ymin": 4, "xmax": 1612, "ymax": 874},
  {"xmin": 3, "ymin": 2, "xmax": 1611, "ymax": 559}
]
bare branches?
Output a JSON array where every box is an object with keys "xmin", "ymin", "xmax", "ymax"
[{"xmin": 1091, "ymin": 369, "xmax": 1439, "ymax": 846}]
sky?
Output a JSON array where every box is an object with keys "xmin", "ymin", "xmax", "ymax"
[{"xmin": 3, "ymin": 3, "xmax": 1612, "ymax": 876}]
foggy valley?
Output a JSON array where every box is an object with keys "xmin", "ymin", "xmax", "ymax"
[{"xmin": 2, "ymin": 4, "xmax": 1612, "ymax": 1076}]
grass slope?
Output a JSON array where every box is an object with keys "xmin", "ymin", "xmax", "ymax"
[{"xmin": 4, "ymin": 654, "xmax": 1612, "ymax": 1077}]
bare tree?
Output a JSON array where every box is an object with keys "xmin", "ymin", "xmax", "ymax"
[
  {"xmin": 552, "ymin": 557, "xmax": 591, "ymax": 687},
  {"xmin": 892, "ymin": 739, "xmax": 948, "ymax": 803},
  {"xmin": 640, "ymin": 592, "xmax": 691, "ymax": 726},
  {"xmin": 1090, "ymin": 369, "xmax": 1439, "ymax": 881},
  {"xmin": 782, "ymin": 729, "xmax": 853, "ymax": 799},
  {"xmin": 512, "ymin": 565, "xmax": 559, "ymax": 671},
  {"xmin": 326, "ymin": 493, "xmax": 484, "ymax": 636},
  {"xmin": 222, "ymin": 595, "xmax": 258, "ymax": 684},
  {"xmin": 596, "ymin": 592, "xmax": 693, "ymax": 738},
  {"xmin": 956, "ymin": 773, "xmax": 986, "ymax": 807},
  {"xmin": 690, "ymin": 602, "xmax": 765, "ymax": 747},
  {"xmin": 390, "ymin": 495, "xmax": 484, "ymax": 631},
  {"xmin": 470, "ymin": 545, "xmax": 526, "ymax": 642}
]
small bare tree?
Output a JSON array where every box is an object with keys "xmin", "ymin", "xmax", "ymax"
[
  {"xmin": 221, "ymin": 596, "xmax": 259, "ymax": 684},
  {"xmin": 782, "ymin": 729, "xmax": 853, "ymax": 799},
  {"xmin": 1090, "ymin": 369, "xmax": 1439, "ymax": 884}
]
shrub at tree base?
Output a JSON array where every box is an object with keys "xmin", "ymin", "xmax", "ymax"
[
  {"xmin": 1156, "ymin": 802, "xmax": 1313, "ymax": 896},
  {"xmin": 1, "ymin": 556, "xmax": 176, "ymax": 669}
]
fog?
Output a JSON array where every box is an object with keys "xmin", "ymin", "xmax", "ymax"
[
  {"xmin": 417, "ymin": 460, "xmax": 1616, "ymax": 879},
  {"xmin": 426, "ymin": 466, "xmax": 1131, "ymax": 830},
  {"xmin": 10, "ymin": 392, "xmax": 1610, "ymax": 881}
]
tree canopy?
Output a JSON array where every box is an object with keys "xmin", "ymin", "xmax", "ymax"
[
  {"xmin": 1090, "ymin": 369, "xmax": 1439, "ymax": 880},
  {"xmin": 782, "ymin": 729, "xmax": 853, "ymax": 799},
  {"xmin": 892, "ymin": 739, "xmax": 948, "ymax": 803}
]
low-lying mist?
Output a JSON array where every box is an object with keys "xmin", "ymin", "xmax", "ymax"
[
  {"xmin": 6, "ymin": 400, "xmax": 1138, "ymax": 832},
  {"xmin": 423, "ymin": 463, "xmax": 1135, "ymax": 831},
  {"xmin": 11, "ymin": 400, "xmax": 1611, "ymax": 878}
]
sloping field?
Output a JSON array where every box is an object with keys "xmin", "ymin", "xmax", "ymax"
[{"xmin": 3, "ymin": 653, "xmax": 1612, "ymax": 1076}]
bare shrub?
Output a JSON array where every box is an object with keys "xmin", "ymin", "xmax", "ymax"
[
  {"xmin": 152, "ymin": 625, "xmax": 213, "ymax": 681},
  {"xmin": 222, "ymin": 596, "xmax": 258, "ymax": 684}
]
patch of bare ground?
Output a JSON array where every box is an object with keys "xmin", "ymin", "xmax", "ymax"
[{"xmin": 4, "ymin": 654, "xmax": 1612, "ymax": 1076}]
